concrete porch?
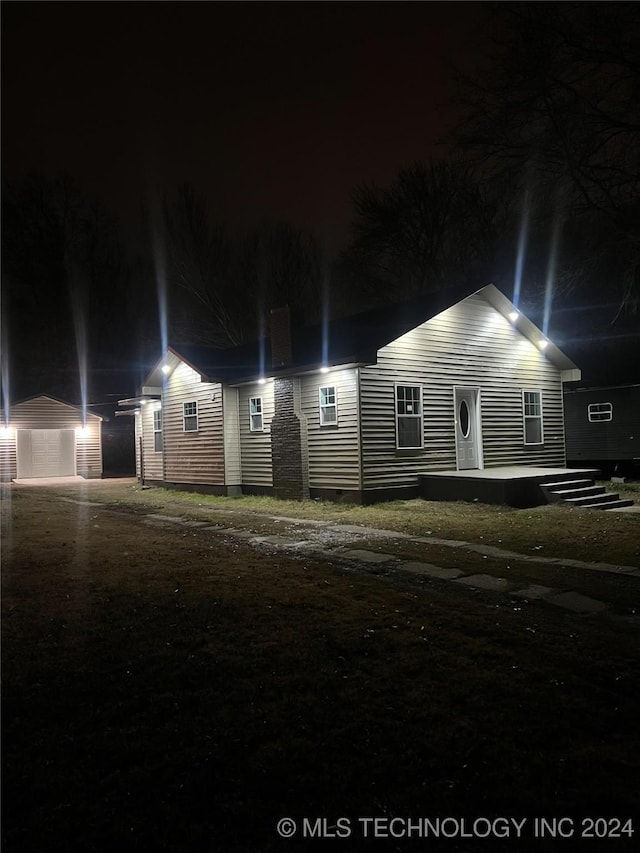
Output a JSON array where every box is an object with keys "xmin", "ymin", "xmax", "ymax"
[{"xmin": 418, "ymin": 466, "xmax": 601, "ymax": 508}]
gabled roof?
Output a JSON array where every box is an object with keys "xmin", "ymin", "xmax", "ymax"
[
  {"xmin": 4, "ymin": 394, "xmax": 103, "ymax": 420},
  {"xmin": 137, "ymin": 283, "xmax": 579, "ymax": 390}
]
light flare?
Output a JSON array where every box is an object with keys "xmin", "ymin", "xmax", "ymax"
[
  {"xmin": 70, "ymin": 271, "xmax": 88, "ymax": 429},
  {"xmin": 542, "ymin": 196, "xmax": 565, "ymax": 339},
  {"xmin": 512, "ymin": 188, "xmax": 530, "ymax": 312}
]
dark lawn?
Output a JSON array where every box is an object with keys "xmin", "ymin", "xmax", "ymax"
[{"xmin": 2, "ymin": 486, "xmax": 639, "ymax": 852}]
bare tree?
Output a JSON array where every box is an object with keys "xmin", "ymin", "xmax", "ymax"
[
  {"xmin": 450, "ymin": 1, "xmax": 640, "ymax": 312},
  {"xmin": 238, "ymin": 219, "xmax": 326, "ymax": 331},
  {"xmin": 1, "ymin": 172, "xmax": 126, "ymax": 399},
  {"xmin": 163, "ymin": 186, "xmax": 330, "ymax": 347},
  {"xmin": 163, "ymin": 184, "xmax": 248, "ymax": 348},
  {"xmin": 339, "ymin": 160, "xmax": 498, "ymax": 303}
]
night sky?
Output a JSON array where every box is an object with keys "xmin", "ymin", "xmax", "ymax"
[{"xmin": 2, "ymin": 0, "xmax": 488, "ymax": 247}]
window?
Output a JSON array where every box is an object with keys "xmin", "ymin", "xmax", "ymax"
[
  {"xmin": 523, "ymin": 390, "xmax": 543, "ymax": 445},
  {"xmin": 249, "ymin": 397, "xmax": 263, "ymax": 432},
  {"xmin": 183, "ymin": 401, "xmax": 198, "ymax": 432},
  {"xmin": 153, "ymin": 408, "xmax": 163, "ymax": 452},
  {"xmin": 396, "ymin": 384, "xmax": 423, "ymax": 449},
  {"xmin": 319, "ymin": 385, "xmax": 337, "ymax": 426},
  {"xmin": 588, "ymin": 402, "xmax": 613, "ymax": 422}
]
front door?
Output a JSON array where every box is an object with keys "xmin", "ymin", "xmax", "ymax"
[{"xmin": 454, "ymin": 387, "xmax": 482, "ymax": 471}]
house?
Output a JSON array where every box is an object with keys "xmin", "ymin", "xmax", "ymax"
[
  {"xmin": 0, "ymin": 394, "xmax": 103, "ymax": 481},
  {"xmin": 564, "ymin": 384, "xmax": 640, "ymax": 475},
  {"xmin": 120, "ymin": 283, "xmax": 582, "ymax": 504}
]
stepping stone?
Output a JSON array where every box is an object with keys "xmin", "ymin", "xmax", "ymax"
[
  {"xmin": 511, "ymin": 584, "xmax": 556, "ymax": 600},
  {"xmin": 397, "ymin": 561, "xmax": 464, "ymax": 580},
  {"xmin": 147, "ymin": 514, "xmax": 184, "ymax": 523},
  {"xmin": 415, "ymin": 536, "xmax": 469, "ymax": 548},
  {"xmin": 219, "ymin": 528, "xmax": 255, "ymax": 539},
  {"xmin": 454, "ymin": 574, "xmax": 509, "ymax": 592},
  {"xmin": 547, "ymin": 591, "xmax": 608, "ymax": 614},
  {"xmin": 468, "ymin": 544, "xmax": 516, "ymax": 559},
  {"xmin": 255, "ymin": 535, "xmax": 309, "ymax": 547},
  {"xmin": 557, "ymin": 558, "xmax": 637, "ymax": 574},
  {"xmin": 341, "ymin": 549, "xmax": 396, "ymax": 563}
]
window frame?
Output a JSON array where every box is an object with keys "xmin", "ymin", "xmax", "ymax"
[
  {"xmin": 249, "ymin": 396, "xmax": 264, "ymax": 432},
  {"xmin": 522, "ymin": 389, "xmax": 544, "ymax": 445},
  {"xmin": 319, "ymin": 385, "xmax": 338, "ymax": 427},
  {"xmin": 183, "ymin": 401, "xmax": 198, "ymax": 433},
  {"xmin": 395, "ymin": 383, "xmax": 424, "ymax": 450},
  {"xmin": 153, "ymin": 407, "xmax": 163, "ymax": 452},
  {"xmin": 588, "ymin": 402, "xmax": 613, "ymax": 423}
]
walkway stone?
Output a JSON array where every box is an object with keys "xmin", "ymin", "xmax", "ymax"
[
  {"xmin": 397, "ymin": 562, "xmax": 464, "ymax": 580},
  {"xmin": 147, "ymin": 514, "xmax": 185, "ymax": 523},
  {"xmin": 547, "ymin": 591, "xmax": 608, "ymax": 614},
  {"xmin": 454, "ymin": 574, "xmax": 510, "ymax": 592},
  {"xmin": 467, "ymin": 544, "xmax": 523, "ymax": 559},
  {"xmin": 341, "ymin": 549, "xmax": 397, "ymax": 563},
  {"xmin": 218, "ymin": 528, "xmax": 256, "ymax": 540},
  {"xmin": 511, "ymin": 584, "xmax": 556, "ymax": 600},
  {"xmin": 557, "ymin": 558, "xmax": 638, "ymax": 574},
  {"xmin": 253, "ymin": 535, "xmax": 310, "ymax": 548},
  {"xmin": 414, "ymin": 536, "xmax": 469, "ymax": 548}
]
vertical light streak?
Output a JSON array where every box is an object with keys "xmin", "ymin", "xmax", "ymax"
[
  {"xmin": 70, "ymin": 270, "xmax": 88, "ymax": 429},
  {"xmin": 513, "ymin": 188, "xmax": 530, "ymax": 312},
  {"xmin": 0, "ymin": 286, "xmax": 9, "ymax": 428},
  {"xmin": 321, "ymin": 261, "xmax": 330, "ymax": 368},
  {"xmin": 543, "ymin": 200, "xmax": 564, "ymax": 339}
]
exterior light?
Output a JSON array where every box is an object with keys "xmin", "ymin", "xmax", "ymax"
[
  {"xmin": 0, "ymin": 426, "xmax": 11, "ymax": 436},
  {"xmin": 76, "ymin": 426, "xmax": 89, "ymax": 437},
  {"xmin": 161, "ymin": 364, "xmax": 171, "ymax": 375},
  {"xmin": 258, "ymin": 377, "xmax": 266, "ymax": 385},
  {"xmin": 508, "ymin": 311, "xmax": 519, "ymax": 322},
  {"xmin": 140, "ymin": 399, "xmax": 148, "ymax": 405},
  {"xmin": 320, "ymin": 366, "xmax": 330, "ymax": 374},
  {"xmin": 539, "ymin": 339, "xmax": 548, "ymax": 350}
]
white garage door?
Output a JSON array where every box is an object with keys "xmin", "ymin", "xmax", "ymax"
[{"xmin": 16, "ymin": 429, "xmax": 76, "ymax": 478}]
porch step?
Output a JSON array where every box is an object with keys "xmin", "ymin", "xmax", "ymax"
[
  {"xmin": 550, "ymin": 485, "xmax": 605, "ymax": 501},
  {"xmin": 564, "ymin": 491, "xmax": 619, "ymax": 507},
  {"xmin": 580, "ymin": 499, "xmax": 635, "ymax": 511},
  {"xmin": 539, "ymin": 479, "xmax": 594, "ymax": 491},
  {"xmin": 540, "ymin": 476, "xmax": 634, "ymax": 511}
]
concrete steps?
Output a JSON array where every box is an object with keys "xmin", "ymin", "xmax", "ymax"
[{"xmin": 540, "ymin": 477, "xmax": 634, "ymax": 511}]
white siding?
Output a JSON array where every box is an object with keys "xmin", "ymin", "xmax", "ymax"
[
  {"xmin": 163, "ymin": 362, "xmax": 225, "ymax": 485},
  {"xmin": 139, "ymin": 402, "xmax": 163, "ymax": 481},
  {"xmin": 360, "ymin": 294, "xmax": 567, "ymax": 490},
  {"xmin": 238, "ymin": 380, "xmax": 274, "ymax": 487},
  {"xmin": 223, "ymin": 386, "xmax": 241, "ymax": 485},
  {"xmin": 134, "ymin": 412, "xmax": 141, "ymax": 479},
  {"xmin": 300, "ymin": 368, "xmax": 361, "ymax": 490},
  {"xmin": 0, "ymin": 396, "xmax": 102, "ymax": 480}
]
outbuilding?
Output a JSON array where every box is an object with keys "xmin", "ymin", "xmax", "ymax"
[{"xmin": 0, "ymin": 394, "xmax": 103, "ymax": 481}]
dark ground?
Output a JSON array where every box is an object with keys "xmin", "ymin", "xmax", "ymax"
[{"xmin": 2, "ymin": 484, "xmax": 639, "ymax": 852}]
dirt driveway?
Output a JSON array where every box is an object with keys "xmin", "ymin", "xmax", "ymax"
[{"xmin": 2, "ymin": 481, "xmax": 640, "ymax": 852}]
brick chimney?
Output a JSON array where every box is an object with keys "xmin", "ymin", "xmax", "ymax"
[
  {"xmin": 270, "ymin": 306, "xmax": 292, "ymax": 368},
  {"xmin": 269, "ymin": 306, "xmax": 308, "ymax": 500}
]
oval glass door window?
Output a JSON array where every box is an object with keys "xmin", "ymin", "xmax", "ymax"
[{"xmin": 459, "ymin": 399, "xmax": 470, "ymax": 437}]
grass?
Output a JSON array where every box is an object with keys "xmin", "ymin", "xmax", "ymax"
[
  {"xmin": 95, "ymin": 480, "xmax": 640, "ymax": 568},
  {"xmin": 2, "ymin": 485, "xmax": 640, "ymax": 852}
]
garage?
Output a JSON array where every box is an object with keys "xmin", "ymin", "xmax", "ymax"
[
  {"xmin": 0, "ymin": 395, "xmax": 103, "ymax": 482},
  {"xmin": 16, "ymin": 429, "xmax": 77, "ymax": 479}
]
